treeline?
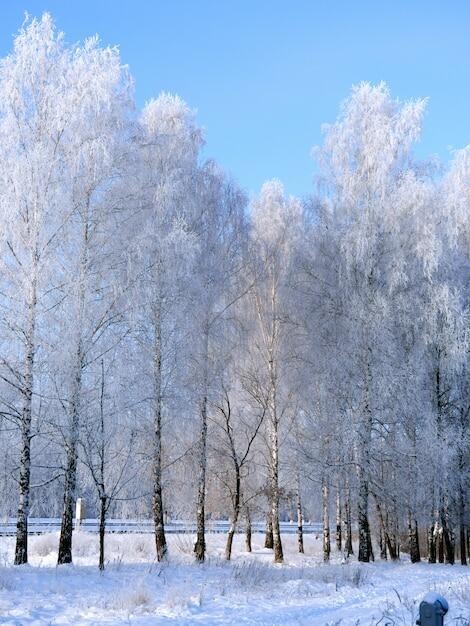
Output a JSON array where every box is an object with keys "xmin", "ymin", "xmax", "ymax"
[{"xmin": 0, "ymin": 15, "xmax": 468, "ymax": 569}]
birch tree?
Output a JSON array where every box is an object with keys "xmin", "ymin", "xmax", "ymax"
[
  {"xmin": 56, "ymin": 31, "xmax": 132, "ymax": 566},
  {"xmin": 129, "ymin": 93, "xmax": 201, "ymax": 560},
  {"xmin": 190, "ymin": 165, "xmax": 247, "ymax": 561},
  {"xmin": 0, "ymin": 15, "xmax": 130, "ymax": 563},
  {"xmin": 248, "ymin": 180, "xmax": 301, "ymax": 563}
]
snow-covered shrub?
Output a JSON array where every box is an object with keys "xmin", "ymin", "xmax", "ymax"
[
  {"xmin": 172, "ymin": 533, "xmax": 195, "ymax": 556},
  {"xmin": 378, "ymin": 589, "xmax": 418, "ymax": 625},
  {"xmin": 31, "ymin": 533, "xmax": 59, "ymax": 557},
  {"xmin": 108, "ymin": 580, "xmax": 153, "ymax": 612},
  {"xmin": 71, "ymin": 532, "xmax": 98, "ymax": 558}
]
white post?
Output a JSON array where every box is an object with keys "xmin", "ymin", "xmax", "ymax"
[{"xmin": 75, "ymin": 498, "xmax": 86, "ymax": 532}]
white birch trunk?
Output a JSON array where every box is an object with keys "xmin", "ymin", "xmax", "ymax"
[
  {"xmin": 322, "ymin": 477, "xmax": 330, "ymax": 562},
  {"xmin": 14, "ymin": 267, "xmax": 38, "ymax": 565}
]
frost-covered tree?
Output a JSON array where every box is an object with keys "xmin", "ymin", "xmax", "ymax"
[
  {"xmin": 189, "ymin": 164, "xmax": 247, "ymax": 561},
  {"xmin": 127, "ymin": 94, "xmax": 201, "ymax": 561},
  {"xmin": 311, "ymin": 82, "xmax": 434, "ymax": 562},
  {"xmin": 247, "ymin": 180, "xmax": 302, "ymax": 563},
  {"xmin": 0, "ymin": 15, "xmax": 130, "ymax": 564},
  {"xmin": 54, "ymin": 30, "xmax": 132, "ymax": 567}
]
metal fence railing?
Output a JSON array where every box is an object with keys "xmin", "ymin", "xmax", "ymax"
[{"xmin": 0, "ymin": 518, "xmax": 323, "ymax": 536}]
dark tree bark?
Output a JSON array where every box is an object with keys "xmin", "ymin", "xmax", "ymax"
[
  {"xmin": 344, "ymin": 480, "xmax": 353, "ymax": 557},
  {"xmin": 58, "ymin": 440, "xmax": 78, "ymax": 564},
  {"xmin": 194, "ymin": 325, "xmax": 209, "ymax": 563},
  {"xmin": 194, "ymin": 392, "xmax": 208, "ymax": 562},
  {"xmin": 245, "ymin": 507, "xmax": 252, "ymax": 553},
  {"xmin": 58, "ymin": 204, "xmax": 91, "ymax": 566},
  {"xmin": 379, "ymin": 526, "xmax": 387, "ymax": 560},
  {"xmin": 408, "ymin": 511, "xmax": 421, "ymax": 563},
  {"xmin": 458, "ymin": 437, "xmax": 467, "ymax": 565},
  {"xmin": 14, "ymin": 420, "xmax": 31, "ymax": 565},
  {"xmin": 264, "ymin": 513, "xmax": 274, "ymax": 549},
  {"xmin": 153, "ymin": 313, "xmax": 167, "ymax": 562},
  {"xmin": 15, "ymin": 275, "xmax": 37, "ymax": 566},
  {"xmin": 99, "ymin": 496, "xmax": 107, "ymax": 571},
  {"xmin": 296, "ymin": 479, "xmax": 304, "ymax": 554},
  {"xmin": 269, "ymin": 414, "xmax": 283, "ymax": 563},
  {"xmin": 357, "ymin": 475, "xmax": 371, "ymax": 562},
  {"xmin": 335, "ymin": 485, "xmax": 342, "ymax": 552},
  {"xmin": 322, "ymin": 477, "xmax": 330, "ymax": 562},
  {"xmin": 428, "ymin": 517, "xmax": 437, "ymax": 563},
  {"xmin": 437, "ymin": 526, "xmax": 445, "ymax": 563},
  {"xmin": 58, "ymin": 366, "xmax": 81, "ymax": 565},
  {"xmin": 225, "ymin": 469, "xmax": 240, "ymax": 560}
]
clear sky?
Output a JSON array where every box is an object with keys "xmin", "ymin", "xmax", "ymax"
[{"xmin": 0, "ymin": 1, "xmax": 469, "ymax": 197}]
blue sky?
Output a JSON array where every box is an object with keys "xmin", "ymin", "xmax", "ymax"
[{"xmin": 0, "ymin": 1, "xmax": 469, "ymax": 197}]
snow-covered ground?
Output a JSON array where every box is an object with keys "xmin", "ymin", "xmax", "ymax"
[{"xmin": 0, "ymin": 532, "xmax": 468, "ymax": 625}]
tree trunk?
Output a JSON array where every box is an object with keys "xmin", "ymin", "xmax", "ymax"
[
  {"xmin": 357, "ymin": 343, "xmax": 373, "ymax": 563},
  {"xmin": 322, "ymin": 477, "xmax": 330, "ymax": 562},
  {"xmin": 379, "ymin": 525, "xmax": 387, "ymax": 560},
  {"xmin": 15, "ymin": 275, "xmax": 37, "ymax": 566},
  {"xmin": 271, "ymin": 458, "xmax": 283, "ymax": 562},
  {"xmin": 442, "ymin": 501, "xmax": 455, "ymax": 565},
  {"xmin": 58, "ymin": 362, "xmax": 82, "ymax": 565},
  {"xmin": 58, "ymin": 216, "xmax": 89, "ymax": 565},
  {"xmin": 296, "ymin": 479, "xmax": 304, "ymax": 554},
  {"xmin": 14, "ymin": 419, "xmax": 31, "ymax": 565},
  {"xmin": 194, "ymin": 323, "xmax": 209, "ymax": 563},
  {"xmin": 225, "ymin": 468, "xmax": 240, "ymax": 560},
  {"xmin": 268, "ymin": 399, "xmax": 283, "ymax": 563},
  {"xmin": 245, "ymin": 507, "xmax": 252, "ymax": 553},
  {"xmin": 408, "ymin": 510, "xmax": 421, "ymax": 563},
  {"xmin": 58, "ymin": 435, "xmax": 78, "ymax": 564},
  {"xmin": 335, "ymin": 485, "xmax": 342, "ymax": 552},
  {"xmin": 264, "ymin": 513, "xmax": 273, "ymax": 548},
  {"xmin": 344, "ymin": 480, "xmax": 353, "ymax": 556},
  {"xmin": 437, "ymin": 525, "xmax": 444, "ymax": 563},
  {"xmin": 376, "ymin": 500, "xmax": 387, "ymax": 559},
  {"xmin": 368, "ymin": 526, "xmax": 375, "ymax": 562},
  {"xmin": 459, "ymin": 484, "xmax": 467, "ymax": 565},
  {"xmin": 375, "ymin": 500, "xmax": 398, "ymax": 561},
  {"xmin": 99, "ymin": 496, "xmax": 106, "ymax": 571},
  {"xmin": 428, "ymin": 516, "xmax": 437, "ymax": 563},
  {"xmin": 458, "ymin": 449, "xmax": 467, "ymax": 565},
  {"xmin": 194, "ymin": 390, "xmax": 207, "ymax": 562},
  {"xmin": 467, "ymin": 528, "xmax": 470, "ymax": 563},
  {"xmin": 153, "ymin": 314, "xmax": 167, "ymax": 562},
  {"xmin": 357, "ymin": 472, "xmax": 370, "ymax": 562}
]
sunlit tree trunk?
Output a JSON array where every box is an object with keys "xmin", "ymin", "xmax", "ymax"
[
  {"xmin": 270, "ymin": 417, "xmax": 283, "ymax": 563},
  {"xmin": 264, "ymin": 513, "xmax": 274, "ymax": 548},
  {"xmin": 245, "ymin": 507, "xmax": 252, "ymax": 553},
  {"xmin": 58, "ymin": 367, "xmax": 81, "ymax": 565},
  {"xmin": 344, "ymin": 480, "xmax": 353, "ymax": 557},
  {"xmin": 335, "ymin": 485, "xmax": 342, "ymax": 552},
  {"xmin": 58, "ymin": 206, "xmax": 89, "ymax": 565},
  {"xmin": 408, "ymin": 509, "xmax": 421, "ymax": 563},
  {"xmin": 357, "ymin": 349, "xmax": 373, "ymax": 563},
  {"xmin": 99, "ymin": 495, "xmax": 107, "ymax": 571},
  {"xmin": 225, "ymin": 465, "xmax": 240, "ymax": 560},
  {"xmin": 459, "ymin": 483, "xmax": 467, "ymax": 566},
  {"xmin": 15, "ymin": 268, "xmax": 38, "ymax": 566},
  {"xmin": 296, "ymin": 477, "xmax": 304, "ymax": 554},
  {"xmin": 322, "ymin": 477, "xmax": 330, "ymax": 562},
  {"xmin": 194, "ymin": 326, "xmax": 209, "ymax": 562},
  {"xmin": 153, "ymin": 308, "xmax": 167, "ymax": 561}
]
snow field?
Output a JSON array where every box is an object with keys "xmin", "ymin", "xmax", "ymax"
[{"xmin": 0, "ymin": 532, "xmax": 468, "ymax": 625}]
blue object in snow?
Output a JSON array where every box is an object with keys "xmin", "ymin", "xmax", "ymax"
[{"xmin": 416, "ymin": 592, "xmax": 449, "ymax": 626}]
